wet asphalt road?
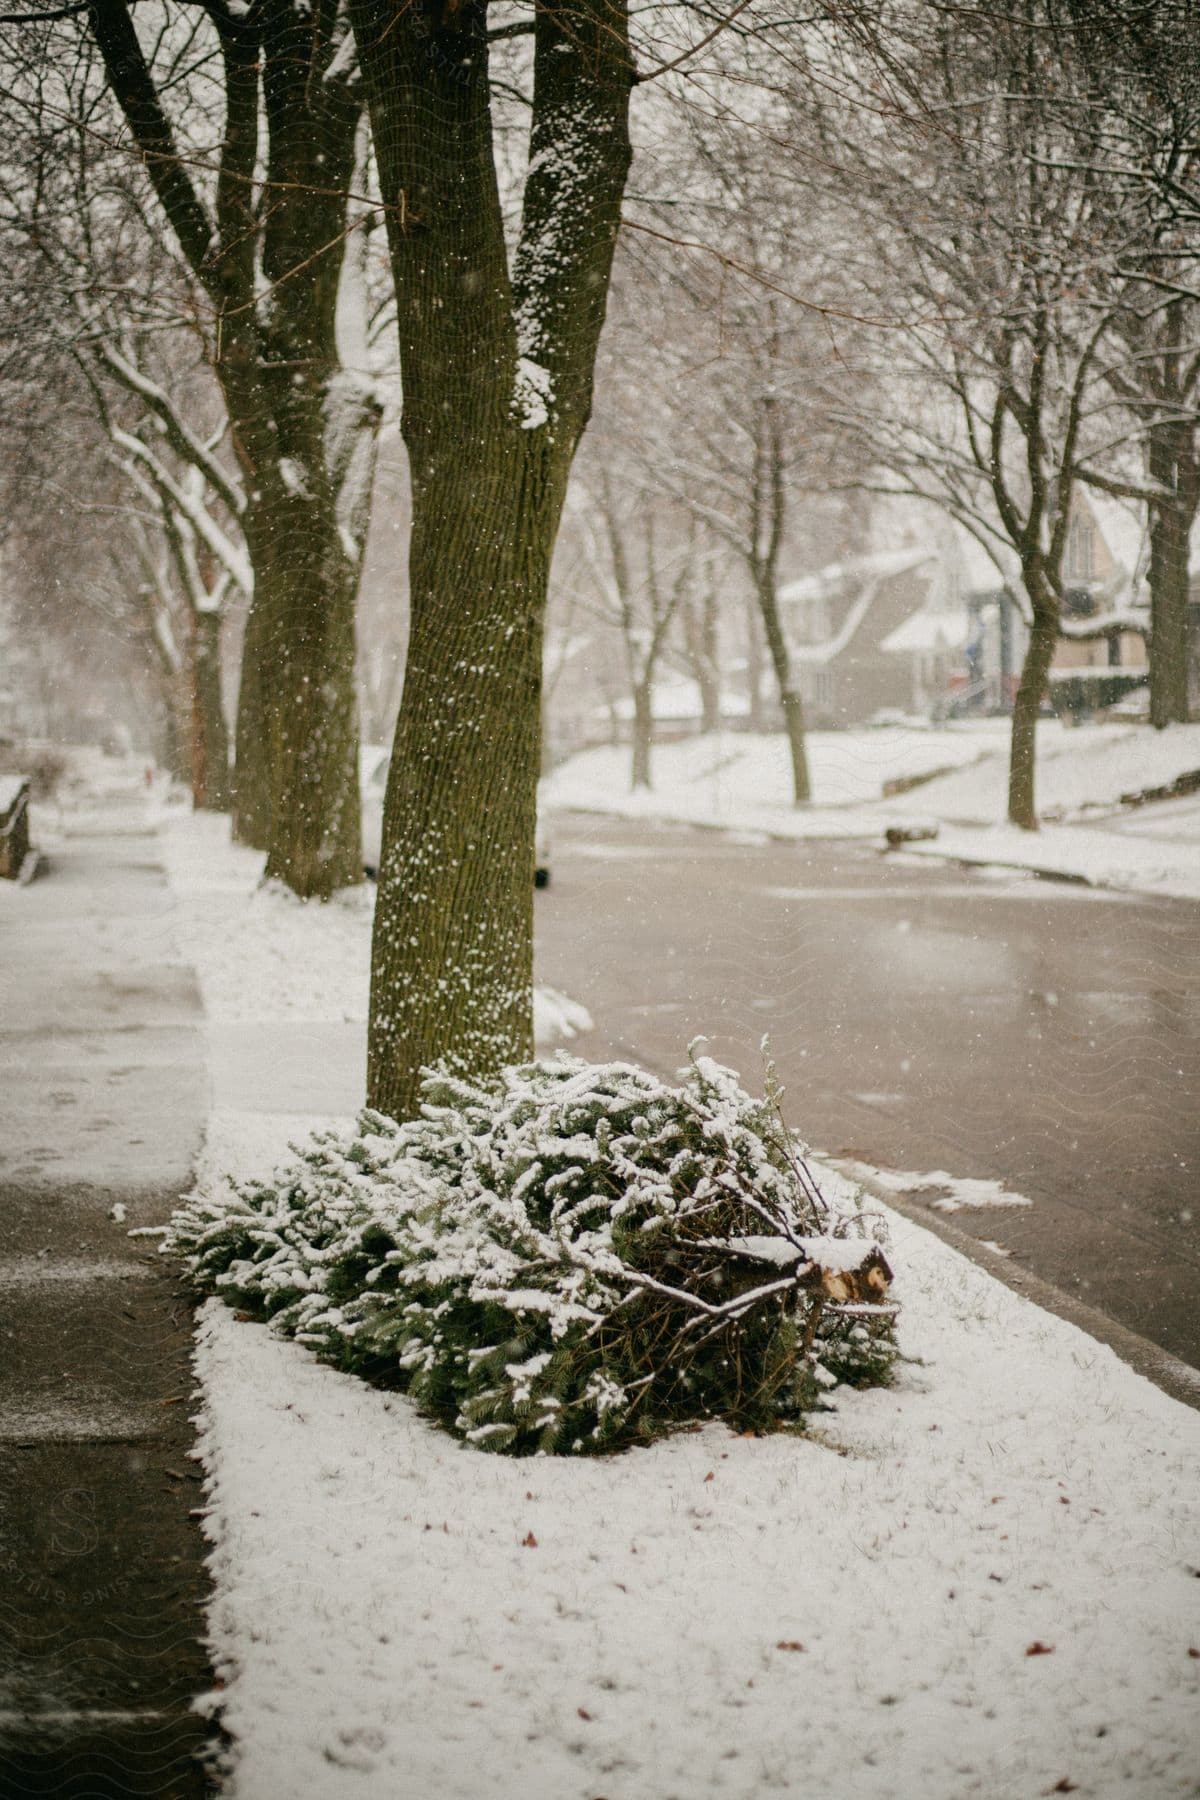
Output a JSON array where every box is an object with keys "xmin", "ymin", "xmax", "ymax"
[{"xmin": 535, "ymin": 812, "xmax": 1200, "ymax": 1379}]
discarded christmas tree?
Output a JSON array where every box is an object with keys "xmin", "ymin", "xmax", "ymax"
[{"xmin": 169, "ymin": 1050, "xmax": 897, "ymax": 1455}]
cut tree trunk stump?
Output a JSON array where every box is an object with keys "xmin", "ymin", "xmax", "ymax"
[{"xmin": 884, "ymin": 822, "xmax": 940, "ymax": 848}]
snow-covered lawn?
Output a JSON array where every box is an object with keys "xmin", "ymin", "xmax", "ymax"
[
  {"xmin": 543, "ymin": 721, "xmax": 1014, "ymax": 829},
  {"xmin": 542, "ymin": 722, "xmax": 1200, "ymax": 899},
  {"xmin": 160, "ymin": 803, "xmax": 1200, "ymax": 1800}
]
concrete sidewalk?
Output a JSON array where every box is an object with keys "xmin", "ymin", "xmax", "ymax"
[{"xmin": 0, "ymin": 771, "xmax": 215, "ymax": 1796}]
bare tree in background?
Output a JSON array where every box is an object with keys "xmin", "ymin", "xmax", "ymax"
[
  {"xmin": 70, "ymin": 0, "xmax": 382, "ymax": 894},
  {"xmin": 804, "ymin": 4, "xmax": 1143, "ymax": 827},
  {"xmin": 1056, "ymin": 0, "xmax": 1200, "ymax": 725},
  {"xmin": 577, "ymin": 468, "xmax": 693, "ymax": 790}
]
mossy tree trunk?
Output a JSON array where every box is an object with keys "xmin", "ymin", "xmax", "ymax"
[
  {"xmin": 352, "ymin": 0, "xmax": 632, "ymax": 1119},
  {"xmin": 91, "ymin": 0, "xmax": 374, "ymax": 896}
]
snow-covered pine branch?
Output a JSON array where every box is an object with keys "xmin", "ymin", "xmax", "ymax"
[{"xmin": 167, "ymin": 1050, "xmax": 897, "ymax": 1456}]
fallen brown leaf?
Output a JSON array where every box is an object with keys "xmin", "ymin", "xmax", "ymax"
[{"xmin": 1025, "ymin": 1641, "xmax": 1055, "ymax": 1657}]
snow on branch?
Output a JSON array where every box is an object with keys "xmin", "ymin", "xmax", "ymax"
[
  {"xmin": 93, "ymin": 339, "xmax": 246, "ymax": 520},
  {"xmin": 111, "ymin": 425, "xmax": 252, "ymax": 596}
]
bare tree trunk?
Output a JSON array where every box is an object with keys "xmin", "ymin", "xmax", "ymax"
[
  {"xmin": 745, "ymin": 592, "xmax": 766, "ymax": 732},
  {"xmin": 631, "ymin": 679, "xmax": 654, "ymax": 789},
  {"xmin": 1008, "ymin": 574, "xmax": 1059, "ymax": 830},
  {"xmin": 755, "ymin": 575, "xmax": 811, "ymax": 804},
  {"xmin": 354, "ymin": 0, "xmax": 632, "ymax": 1118},
  {"xmin": 191, "ymin": 608, "xmax": 231, "ymax": 811},
  {"xmin": 1148, "ymin": 418, "xmax": 1198, "ymax": 729},
  {"xmin": 91, "ymin": 0, "xmax": 367, "ymax": 896},
  {"xmin": 254, "ymin": 492, "xmax": 362, "ymax": 896},
  {"xmin": 161, "ymin": 671, "xmax": 189, "ymax": 786},
  {"xmin": 684, "ymin": 570, "xmax": 721, "ymax": 733},
  {"xmin": 232, "ymin": 588, "xmax": 271, "ymax": 850}
]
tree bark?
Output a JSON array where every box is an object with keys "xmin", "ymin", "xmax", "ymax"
[
  {"xmin": 353, "ymin": 0, "xmax": 632, "ymax": 1118},
  {"xmin": 631, "ymin": 679, "xmax": 654, "ymax": 789},
  {"xmin": 745, "ymin": 594, "xmax": 766, "ymax": 732},
  {"xmin": 368, "ymin": 447, "xmax": 563, "ymax": 1117},
  {"xmin": 1008, "ymin": 571, "xmax": 1059, "ymax": 830},
  {"xmin": 754, "ymin": 575, "xmax": 811, "ymax": 804},
  {"xmin": 91, "ymin": 0, "xmax": 369, "ymax": 895},
  {"xmin": 231, "ymin": 588, "xmax": 271, "ymax": 849},
  {"xmin": 160, "ymin": 671, "xmax": 189, "ymax": 786},
  {"xmin": 1147, "ymin": 416, "xmax": 1198, "ymax": 729},
  {"xmin": 249, "ymin": 486, "xmax": 363, "ymax": 896},
  {"xmin": 191, "ymin": 608, "xmax": 231, "ymax": 811},
  {"xmin": 684, "ymin": 572, "xmax": 721, "ymax": 733}
]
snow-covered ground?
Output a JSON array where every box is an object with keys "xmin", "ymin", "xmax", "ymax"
[
  {"xmin": 156, "ymin": 798, "xmax": 1200, "ymax": 1800},
  {"xmin": 542, "ymin": 722, "xmax": 1200, "ymax": 899},
  {"xmin": 160, "ymin": 808, "xmax": 592, "ymax": 1044},
  {"xmin": 191, "ymin": 1110, "xmax": 1200, "ymax": 1800}
]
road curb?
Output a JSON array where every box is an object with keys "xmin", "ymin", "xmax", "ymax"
[{"xmin": 834, "ymin": 1161, "xmax": 1200, "ymax": 1414}]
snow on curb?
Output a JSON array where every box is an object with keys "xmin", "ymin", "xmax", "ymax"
[{"xmin": 889, "ymin": 821, "xmax": 1200, "ymax": 901}]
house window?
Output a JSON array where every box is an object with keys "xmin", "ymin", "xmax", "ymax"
[
  {"xmin": 801, "ymin": 667, "xmax": 833, "ymax": 711},
  {"xmin": 1066, "ymin": 514, "xmax": 1095, "ymax": 581}
]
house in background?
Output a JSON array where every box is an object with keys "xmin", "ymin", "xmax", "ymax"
[
  {"xmin": 1044, "ymin": 492, "xmax": 1150, "ymax": 715},
  {"xmin": 873, "ymin": 495, "xmax": 1151, "ymax": 720},
  {"xmin": 778, "ymin": 548, "xmax": 941, "ymax": 725}
]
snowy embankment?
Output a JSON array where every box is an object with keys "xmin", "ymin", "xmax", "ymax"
[
  {"xmin": 542, "ymin": 722, "xmax": 1200, "ymax": 899},
  {"xmin": 162, "ymin": 806, "xmax": 1200, "ymax": 1800}
]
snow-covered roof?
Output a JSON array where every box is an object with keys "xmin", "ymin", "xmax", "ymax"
[
  {"xmin": 779, "ymin": 547, "xmax": 933, "ymax": 606},
  {"xmin": 0, "ymin": 774, "xmax": 27, "ymax": 815},
  {"xmin": 1084, "ymin": 492, "xmax": 1146, "ymax": 582},
  {"xmin": 881, "ymin": 606, "xmax": 971, "ymax": 656},
  {"xmin": 781, "ymin": 550, "xmax": 938, "ymax": 666}
]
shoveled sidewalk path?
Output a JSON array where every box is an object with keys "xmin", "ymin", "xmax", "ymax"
[{"xmin": 0, "ymin": 769, "xmax": 214, "ymax": 1796}]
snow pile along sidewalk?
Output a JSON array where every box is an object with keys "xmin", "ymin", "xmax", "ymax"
[
  {"xmin": 159, "ymin": 809, "xmax": 592, "ymax": 1044},
  {"xmin": 191, "ymin": 1146, "xmax": 1200, "ymax": 1800},
  {"xmin": 161, "ymin": 798, "xmax": 1200, "ymax": 1800}
]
